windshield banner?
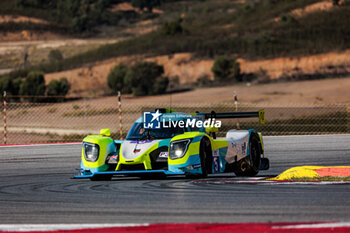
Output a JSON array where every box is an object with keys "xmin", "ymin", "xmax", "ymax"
[{"xmin": 143, "ymin": 110, "xmax": 221, "ymax": 129}]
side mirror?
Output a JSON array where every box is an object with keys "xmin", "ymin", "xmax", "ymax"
[{"xmin": 100, "ymin": 128, "xmax": 111, "ymax": 137}]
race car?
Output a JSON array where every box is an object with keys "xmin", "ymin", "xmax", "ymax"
[{"xmin": 74, "ymin": 108, "xmax": 269, "ymax": 180}]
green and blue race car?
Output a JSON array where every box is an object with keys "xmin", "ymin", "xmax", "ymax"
[{"xmin": 75, "ymin": 109, "xmax": 269, "ymax": 180}]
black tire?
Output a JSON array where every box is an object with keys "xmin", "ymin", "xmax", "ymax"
[
  {"xmin": 233, "ymin": 133, "xmax": 261, "ymax": 177},
  {"xmin": 186, "ymin": 137, "xmax": 211, "ymax": 178},
  {"xmin": 199, "ymin": 137, "xmax": 212, "ymax": 178}
]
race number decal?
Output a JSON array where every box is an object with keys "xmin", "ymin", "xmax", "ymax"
[{"xmin": 213, "ymin": 150, "xmax": 220, "ymax": 173}]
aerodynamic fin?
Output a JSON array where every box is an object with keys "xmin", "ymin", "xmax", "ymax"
[{"xmin": 198, "ymin": 110, "xmax": 265, "ymax": 125}]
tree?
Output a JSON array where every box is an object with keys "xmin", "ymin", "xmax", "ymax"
[
  {"xmin": 47, "ymin": 77, "xmax": 70, "ymax": 102},
  {"xmin": 0, "ymin": 76, "xmax": 14, "ymax": 95},
  {"xmin": 0, "ymin": 76, "xmax": 22, "ymax": 101},
  {"xmin": 131, "ymin": 0, "xmax": 161, "ymax": 12},
  {"xmin": 211, "ymin": 56, "xmax": 241, "ymax": 82},
  {"xmin": 124, "ymin": 62, "xmax": 168, "ymax": 96},
  {"xmin": 107, "ymin": 63, "xmax": 129, "ymax": 94},
  {"xmin": 19, "ymin": 71, "xmax": 46, "ymax": 102}
]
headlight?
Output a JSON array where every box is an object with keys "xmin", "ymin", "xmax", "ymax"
[
  {"xmin": 169, "ymin": 139, "xmax": 192, "ymax": 160},
  {"xmin": 83, "ymin": 142, "xmax": 100, "ymax": 162}
]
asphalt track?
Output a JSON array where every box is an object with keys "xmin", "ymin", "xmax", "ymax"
[{"xmin": 0, "ymin": 135, "xmax": 350, "ymax": 224}]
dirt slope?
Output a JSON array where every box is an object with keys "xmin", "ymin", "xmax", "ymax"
[{"xmin": 46, "ymin": 50, "xmax": 350, "ymax": 97}]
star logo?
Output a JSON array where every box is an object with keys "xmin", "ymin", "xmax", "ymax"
[
  {"xmin": 143, "ymin": 110, "xmax": 162, "ymax": 129},
  {"xmin": 150, "ymin": 110, "xmax": 162, "ymax": 122}
]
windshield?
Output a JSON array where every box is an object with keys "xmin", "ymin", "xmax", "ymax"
[{"xmin": 126, "ymin": 122, "xmax": 186, "ymax": 140}]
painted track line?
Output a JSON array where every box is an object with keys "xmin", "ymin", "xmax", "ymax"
[
  {"xmin": 0, "ymin": 142, "xmax": 80, "ymax": 147},
  {"xmin": 1, "ymin": 222, "xmax": 350, "ymax": 233},
  {"xmin": 274, "ymin": 222, "xmax": 350, "ymax": 229},
  {"xmin": 0, "ymin": 224, "xmax": 148, "ymax": 232}
]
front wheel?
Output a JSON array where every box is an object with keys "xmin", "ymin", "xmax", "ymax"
[
  {"xmin": 186, "ymin": 137, "xmax": 211, "ymax": 178},
  {"xmin": 233, "ymin": 133, "xmax": 261, "ymax": 177}
]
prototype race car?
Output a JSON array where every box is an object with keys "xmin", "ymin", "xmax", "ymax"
[{"xmin": 74, "ymin": 109, "xmax": 269, "ymax": 180}]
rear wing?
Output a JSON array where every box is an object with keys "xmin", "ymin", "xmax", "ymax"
[
  {"xmin": 200, "ymin": 110, "xmax": 265, "ymax": 125},
  {"xmin": 154, "ymin": 108, "xmax": 265, "ymax": 124}
]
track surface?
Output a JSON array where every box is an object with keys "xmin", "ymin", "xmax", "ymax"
[{"xmin": 0, "ymin": 135, "xmax": 350, "ymax": 224}]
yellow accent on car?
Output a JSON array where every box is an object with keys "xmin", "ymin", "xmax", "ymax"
[
  {"xmin": 82, "ymin": 135, "xmax": 114, "ymax": 168},
  {"xmin": 116, "ymin": 142, "xmax": 160, "ymax": 170},
  {"xmin": 205, "ymin": 125, "xmax": 219, "ymax": 133},
  {"xmin": 258, "ymin": 132, "xmax": 264, "ymax": 152},
  {"xmin": 100, "ymin": 128, "xmax": 111, "ymax": 137},
  {"xmin": 259, "ymin": 110, "xmax": 265, "ymax": 125},
  {"xmin": 211, "ymin": 139, "xmax": 228, "ymax": 150},
  {"xmin": 168, "ymin": 132, "xmax": 205, "ymax": 166}
]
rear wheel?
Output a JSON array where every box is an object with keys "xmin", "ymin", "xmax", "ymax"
[{"xmin": 233, "ymin": 133, "xmax": 261, "ymax": 177}]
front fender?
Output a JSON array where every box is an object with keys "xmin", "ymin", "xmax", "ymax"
[
  {"xmin": 168, "ymin": 132, "xmax": 211, "ymax": 174},
  {"xmin": 81, "ymin": 135, "xmax": 116, "ymax": 174}
]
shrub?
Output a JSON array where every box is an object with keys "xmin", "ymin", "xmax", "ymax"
[
  {"xmin": 152, "ymin": 76, "xmax": 169, "ymax": 95},
  {"xmin": 0, "ymin": 76, "xmax": 20, "ymax": 96},
  {"xmin": 48, "ymin": 49, "xmax": 63, "ymax": 62},
  {"xmin": 131, "ymin": 0, "xmax": 161, "ymax": 12},
  {"xmin": 19, "ymin": 71, "xmax": 46, "ymax": 102},
  {"xmin": 196, "ymin": 75, "xmax": 212, "ymax": 87},
  {"xmin": 124, "ymin": 62, "xmax": 168, "ymax": 96},
  {"xmin": 211, "ymin": 56, "xmax": 241, "ymax": 82},
  {"xmin": 160, "ymin": 19, "xmax": 183, "ymax": 36},
  {"xmin": 47, "ymin": 77, "xmax": 70, "ymax": 102},
  {"xmin": 107, "ymin": 63, "xmax": 129, "ymax": 94}
]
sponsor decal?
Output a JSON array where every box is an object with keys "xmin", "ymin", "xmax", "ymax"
[
  {"xmin": 133, "ymin": 149, "xmax": 141, "ymax": 153},
  {"xmin": 186, "ymin": 164, "xmax": 201, "ymax": 170},
  {"xmin": 130, "ymin": 140, "xmax": 153, "ymax": 144},
  {"xmin": 110, "ymin": 155, "xmax": 118, "ymax": 160},
  {"xmin": 241, "ymin": 142, "xmax": 246, "ymax": 154},
  {"xmin": 143, "ymin": 111, "xmax": 221, "ymax": 129},
  {"xmin": 159, "ymin": 152, "xmax": 168, "ymax": 158},
  {"xmin": 212, "ymin": 150, "xmax": 220, "ymax": 173},
  {"xmin": 213, "ymin": 157, "xmax": 219, "ymax": 173}
]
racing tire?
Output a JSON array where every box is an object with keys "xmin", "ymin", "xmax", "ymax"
[
  {"xmin": 199, "ymin": 137, "xmax": 212, "ymax": 178},
  {"xmin": 185, "ymin": 137, "xmax": 212, "ymax": 179},
  {"xmin": 233, "ymin": 133, "xmax": 261, "ymax": 177}
]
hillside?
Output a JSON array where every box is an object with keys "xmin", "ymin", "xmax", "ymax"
[{"xmin": 1, "ymin": 0, "xmax": 350, "ymax": 97}]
